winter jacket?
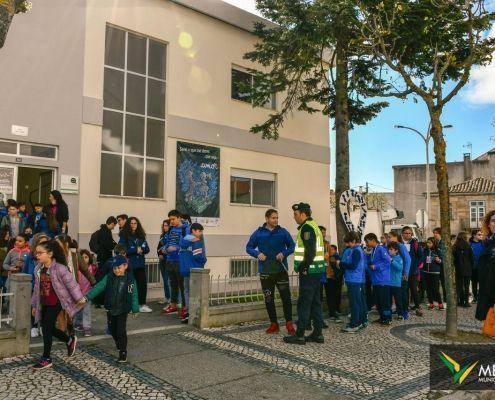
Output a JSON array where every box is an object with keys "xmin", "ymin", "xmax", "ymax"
[
  {"xmin": 397, "ymin": 242, "xmax": 411, "ymax": 277},
  {"xmin": 475, "ymin": 237, "xmax": 495, "ymax": 321},
  {"xmin": 78, "ymin": 263, "xmax": 98, "ymax": 296},
  {"xmin": 27, "ymin": 212, "xmax": 49, "ymax": 235},
  {"xmin": 470, "ymin": 239, "xmax": 484, "ymax": 268},
  {"xmin": 164, "ymin": 223, "xmax": 190, "ymax": 263},
  {"xmin": 179, "ymin": 235, "xmax": 207, "ymax": 277},
  {"xmin": 341, "ymin": 246, "xmax": 366, "ymax": 284},
  {"xmin": 422, "ymin": 249, "xmax": 442, "ymax": 274},
  {"xmin": 367, "ymin": 245, "xmax": 391, "ymax": 286},
  {"xmin": 21, "ymin": 254, "xmax": 38, "ymax": 288},
  {"xmin": 453, "ymin": 241, "xmax": 474, "ymax": 277},
  {"xmin": 118, "ymin": 235, "xmax": 150, "ymax": 270},
  {"xmin": 0, "ymin": 215, "xmax": 26, "ymax": 237},
  {"xmin": 93, "ymin": 224, "xmax": 117, "ymax": 266},
  {"xmin": 3, "ymin": 245, "xmax": 30, "ymax": 273},
  {"xmin": 157, "ymin": 232, "xmax": 168, "ymax": 260},
  {"xmin": 246, "ymin": 224, "xmax": 295, "ymax": 274},
  {"xmin": 31, "ymin": 262, "xmax": 84, "ymax": 323},
  {"xmin": 51, "ymin": 202, "xmax": 69, "ymax": 233},
  {"xmin": 403, "ymin": 238, "xmax": 423, "ymax": 275},
  {"xmin": 389, "ymin": 254, "xmax": 404, "ymax": 287},
  {"xmin": 86, "ymin": 271, "xmax": 139, "ymax": 316}
]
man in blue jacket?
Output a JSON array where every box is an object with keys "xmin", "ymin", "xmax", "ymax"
[
  {"xmin": 246, "ymin": 209, "xmax": 296, "ymax": 335},
  {"xmin": 401, "ymin": 226, "xmax": 424, "ymax": 315}
]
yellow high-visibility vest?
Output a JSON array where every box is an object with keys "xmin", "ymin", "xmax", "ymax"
[{"xmin": 294, "ymin": 219, "xmax": 326, "ymax": 274}]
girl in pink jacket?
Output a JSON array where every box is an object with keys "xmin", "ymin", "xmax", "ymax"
[
  {"xmin": 74, "ymin": 249, "xmax": 97, "ymax": 336},
  {"xmin": 31, "ymin": 240, "xmax": 85, "ymax": 370}
]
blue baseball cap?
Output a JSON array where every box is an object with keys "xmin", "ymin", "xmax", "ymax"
[{"xmin": 111, "ymin": 255, "xmax": 128, "ymax": 269}]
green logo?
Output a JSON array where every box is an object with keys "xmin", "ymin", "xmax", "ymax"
[{"xmin": 439, "ymin": 351, "xmax": 479, "ymax": 384}]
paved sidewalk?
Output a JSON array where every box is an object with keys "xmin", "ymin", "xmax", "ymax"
[{"xmin": 0, "ymin": 305, "xmax": 490, "ymax": 399}]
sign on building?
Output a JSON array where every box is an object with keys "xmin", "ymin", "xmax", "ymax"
[{"xmin": 176, "ymin": 141, "xmax": 220, "ymax": 226}]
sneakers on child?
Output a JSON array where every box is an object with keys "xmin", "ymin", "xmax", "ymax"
[
  {"xmin": 329, "ymin": 316, "xmax": 343, "ymax": 323},
  {"xmin": 180, "ymin": 313, "xmax": 189, "ymax": 324},
  {"xmin": 161, "ymin": 305, "xmax": 178, "ymax": 314},
  {"xmin": 342, "ymin": 325, "xmax": 360, "ymax": 333},
  {"xmin": 67, "ymin": 335, "xmax": 77, "ymax": 357},
  {"xmin": 428, "ymin": 303, "xmax": 435, "ymax": 310},
  {"xmin": 139, "ymin": 305, "xmax": 152, "ymax": 313},
  {"xmin": 266, "ymin": 322, "xmax": 280, "ymax": 334},
  {"xmin": 118, "ymin": 351, "xmax": 127, "ymax": 363},
  {"xmin": 30, "ymin": 327, "xmax": 39, "ymax": 338},
  {"xmin": 32, "ymin": 357, "xmax": 52, "ymax": 370},
  {"xmin": 438, "ymin": 303, "xmax": 445, "ymax": 311},
  {"xmin": 286, "ymin": 321, "xmax": 296, "ymax": 336},
  {"xmin": 179, "ymin": 308, "xmax": 188, "ymax": 320}
]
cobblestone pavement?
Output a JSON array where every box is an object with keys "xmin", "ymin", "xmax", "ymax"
[{"xmin": 177, "ymin": 307, "xmax": 486, "ymax": 400}]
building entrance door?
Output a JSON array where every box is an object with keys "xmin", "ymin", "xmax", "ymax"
[{"xmin": 17, "ymin": 167, "xmax": 54, "ymax": 212}]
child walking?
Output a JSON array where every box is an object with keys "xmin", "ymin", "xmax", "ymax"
[
  {"xmin": 423, "ymin": 237, "xmax": 444, "ymax": 310},
  {"xmin": 84, "ymin": 255, "xmax": 139, "ymax": 362},
  {"xmin": 75, "ymin": 249, "xmax": 97, "ymax": 336},
  {"xmin": 31, "ymin": 240, "xmax": 84, "ymax": 370},
  {"xmin": 387, "ymin": 242, "xmax": 405, "ymax": 320},
  {"xmin": 179, "ymin": 223, "xmax": 207, "ymax": 324}
]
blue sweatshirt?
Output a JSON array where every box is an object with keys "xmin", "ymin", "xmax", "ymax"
[
  {"xmin": 470, "ymin": 240, "xmax": 484, "ymax": 268},
  {"xmin": 246, "ymin": 224, "xmax": 295, "ymax": 274},
  {"xmin": 165, "ymin": 223, "xmax": 190, "ymax": 262},
  {"xmin": 367, "ymin": 245, "xmax": 391, "ymax": 286},
  {"xmin": 118, "ymin": 235, "xmax": 150, "ymax": 270},
  {"xmin": 179, "ymin": 235, "xmax": 207, "ymax": 277},
  {"xmin": 397, "ymin": 242, "xmax": 411, "ymax": 276},
  {"xmin": 341, "ymin": 246, "xmax": 366, "ymax": 284},
  {"xmin": 389, "ymin": 254, "xmax": 403, "ymax": 287}
]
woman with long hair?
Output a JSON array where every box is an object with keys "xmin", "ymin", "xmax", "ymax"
[
  {"xmin": 453, "ymin": 231, "xmax": 474, "ymax": 308},
  {"xmin": 476, "ymin": 210, "xmax": 495, "ymax": 321},
  {"xmin": 119, "ymin": 217, "xmax": 151, "ymax": 312},
  {"xmin": 44, "ymin": 206, "xmax": 61, "ymax": 238},
  {"xmin": 157, "ymin": 219, "xmax": 172, "ymax": 311},
  {"xmin": 48, "ymin": 190, "xmax": 69, "ymax": 234},
  {"xmin": 31, "ymin": 240, "xmax": 85, "ymax": 370},
  {"xmin": 469, "ymin": 228, "xmax": 484, "ymax": 304}
]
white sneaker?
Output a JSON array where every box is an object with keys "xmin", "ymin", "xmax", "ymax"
[
  {"xmin": 139, "ymin": 305, "xmax": 152, "ymax": 313},
  {"xmin": 31, "ymin": 327, "xmax": 39, "ymax": 338}
]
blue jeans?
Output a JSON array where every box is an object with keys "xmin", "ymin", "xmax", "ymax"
[
  {"xmin": 374, "ymin": 285, "xmax": 391, "ymax": 321},
  {"xmin": 296, "ymin": 274, "xmax": 323, "ymax": 337},
  {"xmin": 159, "ymin": 259, "xmax": 171, "ymax": 300}
]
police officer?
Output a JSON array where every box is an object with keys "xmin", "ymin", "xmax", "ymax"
[{"xmin": 284, "ymin": 203, "xmax": 326, "ymax": 345}]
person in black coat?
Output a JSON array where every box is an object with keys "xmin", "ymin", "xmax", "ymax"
[
  {"xmin": 94, "ymin": 217, "xmax": 118, "ymax": 266},
  {"xmin": 49, "ymin": 190, "xmax": 69, "ymax": 234},
  {"xmin": 453, "ymin": 231, "xmax": 474, "ymax": 308},
  {"xmin": 476, "ymin": 210, "xmax": 495, "ymax": 321}
]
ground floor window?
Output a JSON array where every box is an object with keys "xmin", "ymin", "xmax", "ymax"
[
  {"xmin": 469, "ymin": 200, "xmax": 485, "ymax": 228},
  {"xmin": 230, "ymin": 169, "xmax": 276, "ymax": 207}
]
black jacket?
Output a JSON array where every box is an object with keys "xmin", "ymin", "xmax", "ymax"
[
  {"xmin": 453, "ymin": 241, "xmax": 474, "ymax": 277},
  {"xmin": 95, "ymin": 225, "xmax": 117, "ymax": 266},
  {"xmin": 476, "ymin": 238, "xmax": 495, "ymax": 321},
  {"xmin": 53, "ymin": 202, "xmax": 69, "ymax": 233}
]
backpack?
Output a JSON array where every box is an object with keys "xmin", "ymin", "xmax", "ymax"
[{"xmin": 89, "ymin": 230, "xmax": 100, "ymax": 254}]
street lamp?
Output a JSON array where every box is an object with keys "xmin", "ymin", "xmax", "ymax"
[{"xmin": 394, "ymin": 123, "xmax": 453, "ymax": 233}]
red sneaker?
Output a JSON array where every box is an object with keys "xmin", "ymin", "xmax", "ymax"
[
  {"xmin": 438, "ymin": 303, "xmax": 445, "ymax": 311},
  {"xmin": 162, "ymin": 305, "xmax": 178, "ymax": 315},
  {"xmin": 285, "ymin": 321, "xmax": 296, "ymax": 336},
  {"xmin": 180, "ymin": 308, "xmax": 188, "ymax": 320},
  {"xmin": 428, "ymin": 303, "xmax": 434, "ymax": 310},
  {"xmin": 265, "ymin": 322, "xmax": 279, "ymax": 334}
]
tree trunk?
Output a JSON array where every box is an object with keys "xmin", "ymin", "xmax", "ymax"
[
  {"xmin": 0, "ymin": 3, "xmax": 15, "ymax": 49},
  {"xmin": 334, "ymin": 35, "xmax": 350, "ymax": 252},
  {"xmin": 430, "ymin": 110, "xmax": 458, "ymax": 338}
]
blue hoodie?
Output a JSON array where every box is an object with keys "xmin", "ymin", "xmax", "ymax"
[
  {"xmin": 367, "ymin": 245, "xmax": 391, "ymax": 286},
  {"xmin": 165, "ymin": 223, "xmax": 190, "ymax": 263},
  {"xmin": 470, "ymin": 239, "xmax": 484, "ymax": 268},
  {"xmin": 341, "ymin": 246, "xmax": 366, "ymax": 284},
  {"xmin": 246, "ymin": 224, "xmax": 295, "ymax": 274},
  {"xmin": 179, "ymin": 235, "xmax": 207, "ymax": 277},
  {"xmin": 397, "ymin": 242, "xmax": 411, "ymax": 277},
  {"xmin": 389, "ymin": 254, "xmax": 403, "ymax": 287},
  {"xmin": 118, "ymin": 235, "xmax": 150, "ymax": 270}
]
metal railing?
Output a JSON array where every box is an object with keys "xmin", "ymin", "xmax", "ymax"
[
  {"xmin": 145, "ymin": 258, "xmax": 162, "ymax": 287},
  {"xmin": 209, "ymin": 273, "xmax": 299, "ymax": 306},
  {"xmin": 230, "ymin": 257, "xmax": 258, "ymax": 278},
  {"xmin": 0, "ymin": 291, "xmax": 13, "ymax": 329}
]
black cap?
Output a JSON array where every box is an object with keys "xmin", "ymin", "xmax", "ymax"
[{"xmin": 292, "ymin": 202, "xmax": 311, "ymax": 211}]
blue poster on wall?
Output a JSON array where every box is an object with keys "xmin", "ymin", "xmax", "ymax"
[{"xmin": 176, "ymin": 141, "xmax": 220, "ymax": 226}]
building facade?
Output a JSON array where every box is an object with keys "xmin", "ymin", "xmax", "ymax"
[
  {"xmin": 393, "ymin": 148, "xmax": 495, "ymax": 225},
  {"xmin": 429, "ymin": 177, "xmax": 495, "ymax": 233},
  {"xmin": 0, "ymin": 0, "xmax": 330, "ymax": 276}
]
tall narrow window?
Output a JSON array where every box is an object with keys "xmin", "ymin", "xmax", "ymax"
[
  {"xmin": 101, "ymin": 25, "xmax": 167, "ymax": 198},
  {"xmin": 231, "ymin": 66, "xmax": 276, "ymax": 110},
  {"xmin": 469, "ymin": 200, "xmax": 485, "ymax": 228}
]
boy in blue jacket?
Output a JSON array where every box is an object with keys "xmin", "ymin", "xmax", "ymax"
[
  {"xmin": 340, "ymin": 231, "xmax": 367, "ymax": 333},
  {"xmin": 387, "ymin": 242, "xmax": 405, "ymax": 320},
  {"xmin": 179, "ymin": 223, "xmax": 207, "ymax": 324},
  {"xmin": 246, "ymin": 209, "xmax": 296, "ymax": 335},
  {"xmin": 364, "ymin": 233, "xmax": 392, "ymax": 325}
]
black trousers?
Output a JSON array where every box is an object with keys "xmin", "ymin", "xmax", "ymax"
[
  {"xmin": 425, "ymin": 273, "xmax": 442, "ymax": 304},
  {"xmin": 108, "ymin": 312, "xmax": 128, "ymax": 352},
  {"xmin": 166, "ymin": 261, "xmax": 185, "ymax": 306},
  {"xmin": 260, "ymin": 271, "xmax": 292, "ymax": 323},
  {"xmin": 440, "ymin": 267, "xmax": 446, "ymax": 303},
  {"xmin": 365, "ymin": 274, "xmax": 373, "ymax": 311},
  {"xmin": 471, "ymin": 269, "xmax": 479, "ymax": 301},
  {"xmin": 456, "ymin": 273, "xmax": 471, "ymax": 305},
  {"xmin": 322, "ymin": 279, "xmax": 339, "ymax": 317},
  {"xmin": 133, "ymin": 268, "xmax": 147, "ymax": 306},
  {"xmin": 41, "ymin": 303, "xmax": 69, "ymax": 359},
  {"xmin": 408, "ymin": 275, "xmax": 420, "ymax": 308}
]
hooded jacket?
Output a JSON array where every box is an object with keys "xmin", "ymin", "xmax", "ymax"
[
  {"xmin": 341, "ymin": 246, "xmax": 366, "ymax": 284},
  {"xmin": 246, "ymin": 224, "xmax": 295, "ymax": 274},
  {"xmin": 470, "ymin": 239, "xmax": 484, "ymax": 268},
  {"xmin": 118, "ymin": 234, "xmax": 150, "ymax": 269},
  {"xmin": 367, "ymin": 245, "xmax": 391, "ymax": 286},
  {"xmin": 453, "ymin": 240, "xmax": 474, "ymax": 277},
  {"xmin": 179, "ymin": 235, "xmax": 207, "ymax": 277},
  {"xmin": 389, "ymin": 254, "xmax": 404, "ymax": 287},
  {"xmin": 3, "ymin": 245, "xmax": 30, "ymax": 273},
  {"xmin": 93, "ymin": 224, "xmax": 117, "ymax": 266},
  {"xmin": 164, "ymin": 223, "xmax": 190, "ymax": 263}
]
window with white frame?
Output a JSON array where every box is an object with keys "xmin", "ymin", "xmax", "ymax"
[
  {"xmin": 231, "ymin": 66, "xmax": 276, "ymax": 109},
  {"xmin": 0, "ymin": 140, "xmax": 57, "ymax": 160},
  {"xmin": 469, "ymin": 200, "xmax": 485, "ymax": 228},
  {"xmin": 230, "ymin": 169, "xmax": 276, "ymax": 206},
  {"xmin": 101, "ymin": 25, "xmax": 167, "ymax": 198}
]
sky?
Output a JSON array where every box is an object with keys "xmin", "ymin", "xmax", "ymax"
[{"xmin": 222, "ymin": 0, "xmax": 495, "ymax": 192}]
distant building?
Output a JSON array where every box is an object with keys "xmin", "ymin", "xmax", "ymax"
[
  {"xmin": 393, "ymin": 147, "xmax": 495, "ymax": 225},
  {"xmin": 430, "ymin": 177, "xmax": 495, "ymax": 233}
]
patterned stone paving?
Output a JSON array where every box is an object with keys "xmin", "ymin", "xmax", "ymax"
[{"xmin": 178, "ymin": 307, "xmax": 486, "ymax": 400}]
